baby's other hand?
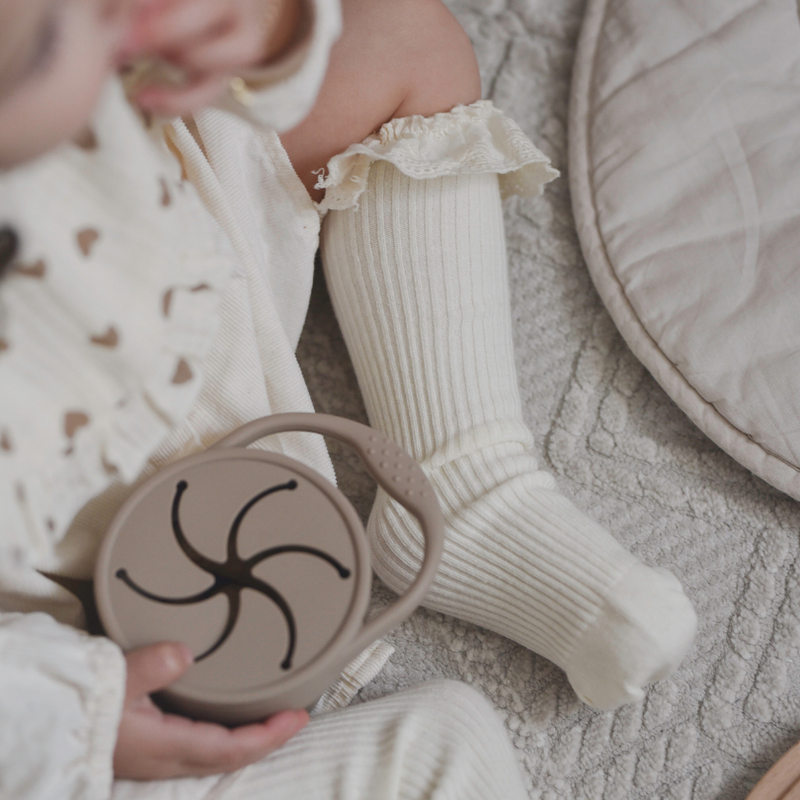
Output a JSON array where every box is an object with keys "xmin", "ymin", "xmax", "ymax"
[
  {"xmin": 114, "ymin": 642, "xmax": 308, "ymax": 780},
  {"xmin": 125, "ymin": 0, "xmax": 304, "ymax": 115}
]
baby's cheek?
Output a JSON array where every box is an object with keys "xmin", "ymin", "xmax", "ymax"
[{"xmin": 0, "ymin": 68, "xmax": 108, "ymax": 168}]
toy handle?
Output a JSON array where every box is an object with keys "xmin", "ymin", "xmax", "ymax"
[{"xmin": 212, "ymin": 413, "xmax": 444, "ymax": 661}]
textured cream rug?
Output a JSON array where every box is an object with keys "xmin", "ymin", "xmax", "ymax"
[{"xmin": 296, "ymin": 1, "xmax": 800, "ymax": 797}]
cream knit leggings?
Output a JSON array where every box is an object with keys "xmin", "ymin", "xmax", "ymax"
[{"xmin": 111, "ymin": 682, "xmax": 528, "ymax": 800}]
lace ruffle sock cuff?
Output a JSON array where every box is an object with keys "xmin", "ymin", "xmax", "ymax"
[{"xmin": 318, "ymin": 102, "xmax": 696, "ymax": 709}]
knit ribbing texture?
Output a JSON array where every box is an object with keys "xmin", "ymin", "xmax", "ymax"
[{"xmin": 320, "ymin": 152, "xmax": 696, "ymax": 709}]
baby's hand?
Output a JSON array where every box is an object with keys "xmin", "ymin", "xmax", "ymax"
[
  {"xmin": 125, "ymin": 0, "xmax": 304, "ymax": 115},
  {"xmin": 114, "ymin": 642, "xmax": 308, "ymax": 780}
]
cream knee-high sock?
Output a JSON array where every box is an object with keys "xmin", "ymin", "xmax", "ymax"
[{"xmin": 318, "ymin": 113, "xmax": 696, "ymax": 709}]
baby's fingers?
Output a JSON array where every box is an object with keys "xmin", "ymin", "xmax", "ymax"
[
  {"xmin": 124, "ymin": 642, "xmax": 194, "ymax": 703},
  {"xmin": 116, "ymin": 707, "xmax": 309, "ymax": 779},
  {"xmin": 116, "ymin": 642, "xmax": 309, "ymax": 780},
  {"xmin": 173, "ymin": 711, "xmax": 310, "ymax": 774},
  {"xmin": 135, "ymin": 74, "xmax": 227, "ymax": 116}
]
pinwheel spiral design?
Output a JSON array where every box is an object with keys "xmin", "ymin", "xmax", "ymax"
[{"xmin": 116, "ymin": 479, "xmax": 352, "ymax": 670}]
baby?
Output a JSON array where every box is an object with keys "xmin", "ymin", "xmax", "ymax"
[{"xmin": 0, "ymin": 0, "xmax": 697, "ymax": 797}]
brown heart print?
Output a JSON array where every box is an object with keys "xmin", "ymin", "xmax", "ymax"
[
  {"xmin": 90, "ymin": 326, "xmax": 119, "ymax": 348},
  {"xmin": 77, "ymin": 229, "xmax": 100, "ymax": 257},
  {"xmin": 64, "ymin": 411, "xmax": 90, "ymax": 439}
]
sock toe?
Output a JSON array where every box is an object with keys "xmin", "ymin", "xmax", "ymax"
[{"xmin": 565, "ymin": 562, "xmax": 697, "ymax": 710}]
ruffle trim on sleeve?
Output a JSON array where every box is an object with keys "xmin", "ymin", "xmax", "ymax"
[{"xmin": 315, "ymin": 100, "xmax": 559, "ymax": 214}]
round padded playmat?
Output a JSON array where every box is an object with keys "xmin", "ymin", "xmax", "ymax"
[{"xmin": 569, "ymin": 0, "xmax": 800, "ymax": 500}]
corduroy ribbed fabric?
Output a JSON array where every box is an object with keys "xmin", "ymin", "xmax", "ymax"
[
  {"xmin": 320, "ymin": 159, "xmax": 697, "ymax": 709},
  {"xmin": 111, "ymin": 682, "xmax": 527, "ymax": 800}
]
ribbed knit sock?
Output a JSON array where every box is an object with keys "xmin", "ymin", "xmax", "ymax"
[{"xmin": 320, "ymin": 160, "xmax": 696, "ymax": 709}]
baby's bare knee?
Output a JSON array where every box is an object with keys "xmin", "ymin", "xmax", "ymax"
[
  {"xmin": 386, "ymin": 0, "xmax": 482, "ymax": 118},
  {"xmin": 339, "ymin": 0, "xmax": 480, "ymax": 118}
]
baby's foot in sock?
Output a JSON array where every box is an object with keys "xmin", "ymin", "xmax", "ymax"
[
  {"xmin": 566, "ymin": 560, "xmax": 696, "ymax": 708},
  {"xmin": 368, "ymin": 463, "xmax": 697, "ymax": 710}
]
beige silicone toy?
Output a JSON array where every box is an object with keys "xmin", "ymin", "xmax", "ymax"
[
  {"xmin": 95, "ymin": 414, "xmax": 444, "ymax": 725},
  {"xmin": 745, "ymin": 738, "xmax": 800, "ymax": 800}
]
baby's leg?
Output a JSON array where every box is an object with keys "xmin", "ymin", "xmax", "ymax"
[{"xmin": 282, "ymin": 0, "xmax": 697, "ymax": 709}]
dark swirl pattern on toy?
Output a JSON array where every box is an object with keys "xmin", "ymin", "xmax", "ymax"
[{"xmin": 116, "ymin": 480, "xmax": 352, "ymax": 669}]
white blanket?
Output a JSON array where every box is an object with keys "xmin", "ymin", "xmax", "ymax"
[{"xmin": 297, "ymin": 1, "xmax": 800, "ymax": 797}]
